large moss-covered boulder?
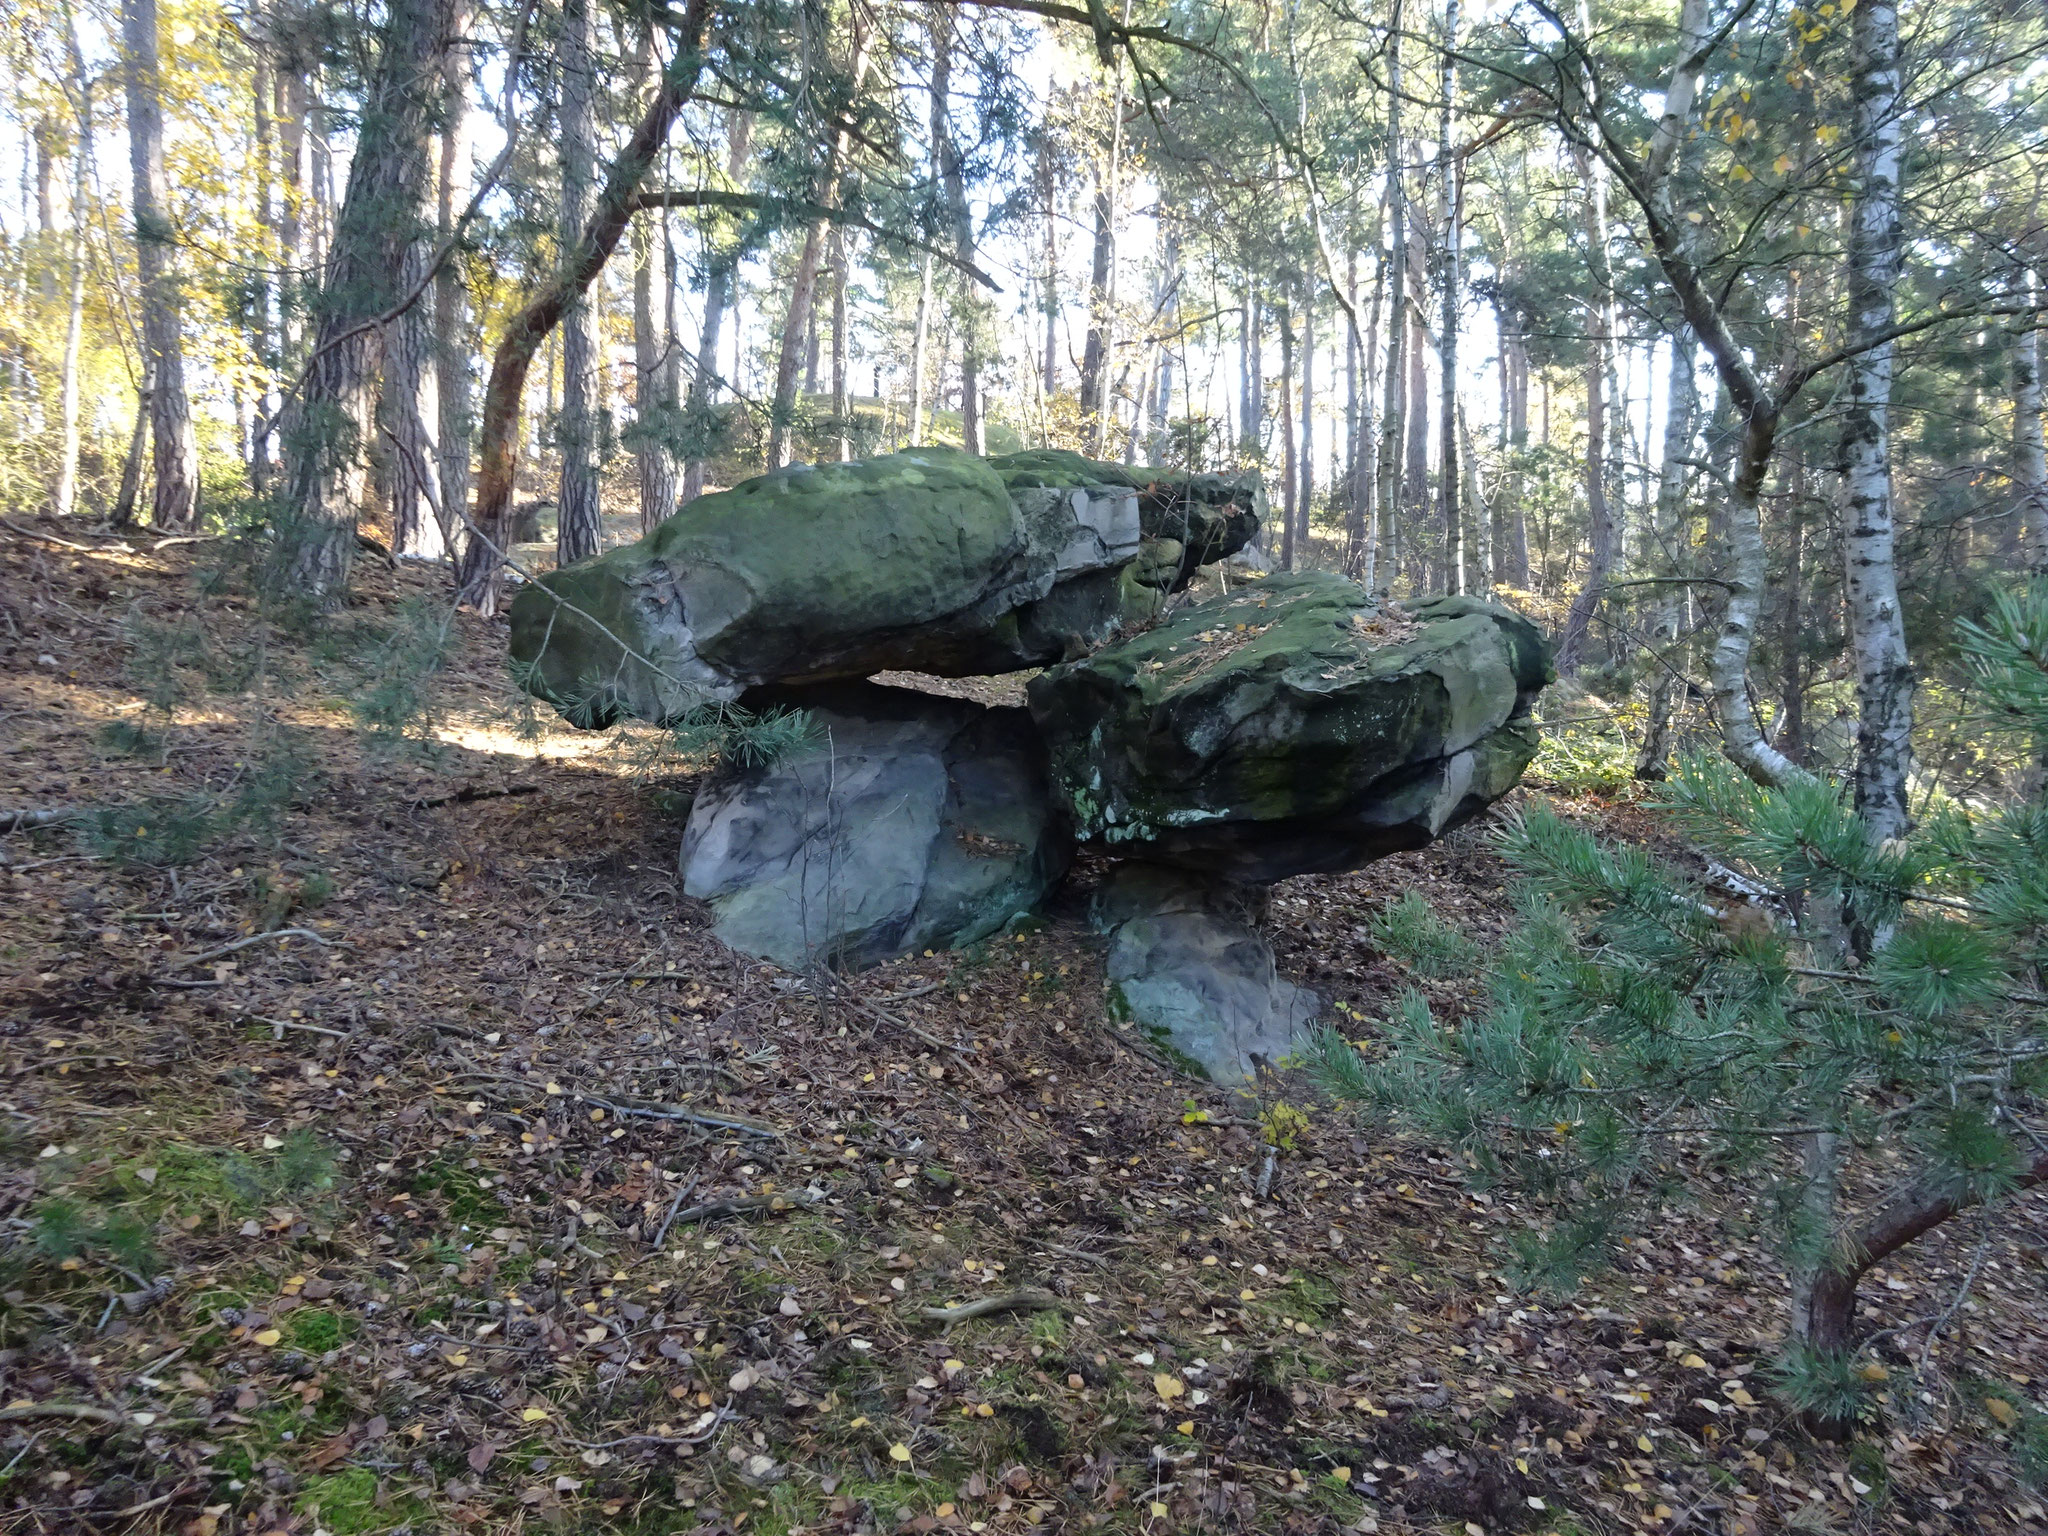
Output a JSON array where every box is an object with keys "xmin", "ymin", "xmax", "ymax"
[
  {"xmin": 509, "ymin": 447, "xmax": 1259, "ymax": 728},
  {"xmin": 680, "ymin": 683, "xmax": 1069, "ymax": 971},
  {"xmin": 1028, "ymin": 573, "xmax": 1552, "ymax": 882}
]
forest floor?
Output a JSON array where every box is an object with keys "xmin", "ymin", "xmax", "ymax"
[{"xmin": 2, "ymin": 515, "xmax": 2046, "ymax": 1536}]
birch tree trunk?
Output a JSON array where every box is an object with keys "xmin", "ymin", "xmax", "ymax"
[
  {"xmin": 1299, "ymin": 277, "xmax": 1314, "ymax": 557},
  {"xmin": 2015, "ymin": 264, "xmax": 2048, "ymax": 575},
  {"xmin": 1040, "ymin": 142, "xmax": 1060, "ymax": 399},
  {"xmin": 122, "ymin": 0, "xmax": 199, "ymax": 531},
  {"xmin": 1840, "ymin": 0, "xmax": 1912, "ymax": 856},
  {"xmin": 282, "ymin": 0, "xmax": 451, "ymax": 594},
  {"xmin": 251, "ymin": 54, "xmax": 274, "ymax": 490},
  {"xmin": 555, "ymin": 0, "xmax": 602, "ymax": 565}
]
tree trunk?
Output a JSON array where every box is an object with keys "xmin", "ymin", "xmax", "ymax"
[
  {"xmin": 387, "ymin": 234, "xmax": 446, "ymax": 558},
  {"xmin": 1299, "ymin": 274, "xmax": 1314, "ymax": 559},
  {"xmin": 122, "ymin": 0, "xmax": 199, "ymax": 531},
  {"xmin": 930, "ymin": 5, "xmax": 983, "ymax": 456},
  {"xmin": 1841, "ymin": 0, "xmax": 1912, "ymax": 862},
  {"xmin": 1555, "ymin": 139, "xmax": 1616, "ymax": 673},
  {"xmin": 555, "ymin": 0, "xmax": 602, "ymax": 565},
  {"xmin": 436, "ymin": 0, "xmax": 474, "ymax": 551},
  {"xmin": 1278, "ymin": 297, "xmax": 1297, "ymax": 569},
  {"xmin": 282, "ymin": 0, "xmax": 451, "ymax": 595},
  {"xmin": 456, "ymin": 0, "xmax": 715, "ymax": 613},
  {"xmin": 830, "ymin": 226, "xmax": 851, "ymax": 461},
  {"xmin": 680, "ymin": 110, "xmax": 751, "ymax": 505},
  {"xmin": 767, "ymin": 18, "xmax": 871, "ymax": 469},
  {"xmin": 251, "ymin": 54, "xmax": 274, "ymax": 491},
  {"xmin": 1040, "ymin": 141, "xmax": 1060, "ymax": 399},
  {"xmin": 633, "ymin": 208, "xmax": 680, "ymax": 530},
  {"xmin": 1080, "ymin": 17, "xmax": 1127, "ymax": 455},
  {"xmin": 1373, "ymin": 0, "xmax": 1406, "ymax": 593},
  {"xmin": 1242, "ymin": 288, "xmax": 1263, "ymax": 460},
  {"xmin": 1637, "ymin": 329, "xmax": 1698, "ymax": 780},
  {"xmin": 2017, "ymin": 265, "xmax": 2048, "ymax": 575},
  {"xmin": 1438, "ymin": 0, "xmax": 1464, "ymax": 594},
  {"xmin": 908, "ymin": 252, "xmax": 934, "ymax": 444},
  {"xmin": 112, "ymin": 374, "xmax": 153, "ymax": 527},
  {"xmin": 51, "ymin": 37, "xmax": 89, "ymax": 519},
  {"xmin": 279, "ymin": 58, "xmax": 306, "ymax": 361}
]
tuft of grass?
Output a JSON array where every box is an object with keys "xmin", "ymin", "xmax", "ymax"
[{"xmin": 285, "ymin": 1307, "xmax": 345, "ymax": 1354}]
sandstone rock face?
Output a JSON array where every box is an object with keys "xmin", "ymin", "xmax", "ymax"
[
  {"xmin": 509, "ymin": 447, "xmax": 1259, "ymax": 729},
  {"xmin": 1092, "ymin": 865, "xmax": 1318, "ymax": 1085},
  {"xmin": 679, "ymin": 683, "xmax": 1068, "ymax": 970},
  {"xmin": 1028, "ymin": 573, "xmax": 1552, "ymax": 883}
]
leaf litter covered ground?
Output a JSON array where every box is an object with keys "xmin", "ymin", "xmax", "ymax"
[{"xmin": 2, "ymin": 517, "xmax": 2046, "ymax": 1536}]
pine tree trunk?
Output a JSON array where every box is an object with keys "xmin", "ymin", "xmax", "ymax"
[
  {"xmin": 1279, "ymin": 298, "xmax": 1297, "ymax": 569},
  {"xmin": 122, "ymin": 0, "xmax": 199, "ymax": 531},
  {"xmin": 681, "ymin": 111, "xmax": 750, "ymax": 505},
  {"xmin": 829, "ymin": 228, "xmax": 851, "ymax": 461},
  {"xmin": 2014, "ymin": 265, "xmax": 2048, "ymax": 574},
  {"xmin": 555, "ymin": 0, "xmax": 602, "ymax": 565},
  {"xmin": 251, "ymin": 55, "xmax": 274, "ymax": 490},
  {"xmin": 1555, "ymin": 139, "xmax": 1616, "ymax": 673},
  {"xmin": 279, "ymin": 59, "xmax": 305, "ymax": 362},
  {"xmin": 1841, "ymin": 0, "xmax": 1912, "ymax": 857},
  {"xmin": 387, "ymin": 235, "xmax": 446, "ymax": 559},
  {"xmin": 767, "ymin": 20, "xmax": 871, "ymax": 470},
  {"xmin": 1041, "ymin": 142, "xmax": 1060, "ymax": 400},
  {"xmin": 112, "ymin": 374, "xmax": 152, "ymax": 527},
  {"xmin": 1374, "ymin": 2, "xmax": 1406, "ymax": 593},
  {"xmin": 1438, "ymin": 0, "xmax": 1464, "ymax": 595},
  {"xmin": 1080, "ymin": 21, "xmax": 1126, "ymax": 455},
  {"xmin": 282, "ymin": 0, "xmax": 452, "ymax": 595},
  {"xmin": 51, "ymin": 39, "xmax": 89, "ymax": 519},
  {"xmin": 455, "ymin": 0, "xmax": 714, "ymax": 613},
  {"xmin": 909, "ymin": 253, "xmax": 934, "ymax": 444},
  {"xmin": 633, "ymin": 209, "xmax": 679, "ymax": 530},
  {"xmin": 1243, "ymin": 289, "xmax": 1264, "ymax": 458},
  {"xmin": 930, "ymin": 6, "xmax": 982, "ymax": 457},
  {"xmin": 436, "ymin": 0, "xmax": 473, "ymax": 551}
]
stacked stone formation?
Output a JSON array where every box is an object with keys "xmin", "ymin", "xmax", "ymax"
[{"xmin": 509, "ymin": 447, "xmax": 1551, "ymax": 1080}]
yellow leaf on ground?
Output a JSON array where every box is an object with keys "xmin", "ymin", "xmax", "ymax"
[
  {"xmin": 889, "ymin": 1442, "xmax": 912, "ymax": 1463},
  {"xmin": 1637, "ymin": 1434, "xmax": 1654, "ymax": 1453},
  {"xmin": 1680, "ymin": 1353, "xmax": 1707, "ymax": 1369},
  {"xmin": 1155, "ymin": 1373, "xmax": 1185, "ymax": 1400},
  {"xmin": 522, "ymin": 1407, "xmax": 551, "ymax": 1422},
  {"xmin": 1987, "ymin": 1397, "xmax": 2019, "ymax": 1428},
  {"xmin": 252, "ymin": 1329, "xmax": 282, "ymax": 1346}
]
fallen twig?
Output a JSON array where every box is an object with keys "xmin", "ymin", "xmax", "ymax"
[
  {"xmin": 250, "ymin": 1015, "xmax": 348, "ymax": 1040},
  {"xmin": 411, "ymin": 783, "xmax": 540, "ymax": 811},
  {"xmin": 448, "ymin": 1070, "xmax": 784, "ymax": 1139},
  {"xmin": 1, "ymin": 518, "xmax": 132, "ymax": 553},
  {"xmin": 0, "ymin": 1403, "xmax": 126, "ymax": 1427},
  {"xmin": 658, "ymin": 1189, "xmax": 823, "ymax": 1229},
  {"xmin": 919, "ymin": 1288, "xmax": 1067, "ymax": 1329},
  {"xmin": 0, "ymin": 806, "xmax": 80, "ymax": 834},
  {"xmin": 649, "ymin": 1173, "xmax": 703, "ymax": 1250},
  {"xmin": 168, "ymin": 927, "xmax": 347, "ymax": 972}
]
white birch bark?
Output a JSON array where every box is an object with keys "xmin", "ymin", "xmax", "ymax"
[{"xmin": 1840, "ymin": 0, "xmax": 1912, "ymax": 849}]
